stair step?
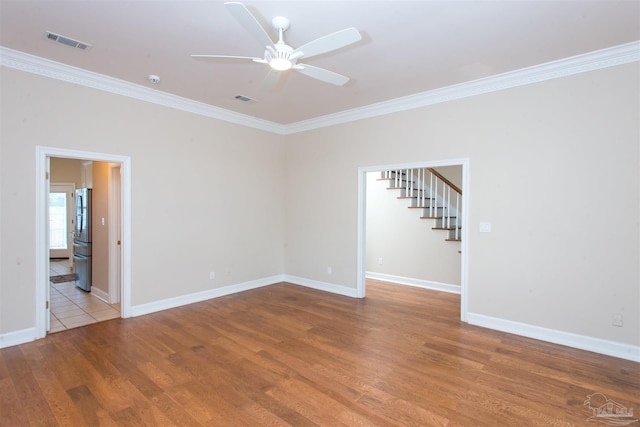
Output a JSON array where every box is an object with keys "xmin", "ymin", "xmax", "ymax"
[
  {"xmin": 381, "ymin": 170, "xmax": 463, "ymax": 243},
  {"xmin": 380, "ymin": 180, "xmax": 413, "ymax": 184},
  {"xmin": 386, "ymin": 185, "xmax": 418, "ymax": 190},
  {"xmin": 379, "ymin": 180, "xmax": 414, "ymax": 186},
  {"xmin": 411, "ymin": 207, "xmax": 448, "ymax": 214},
  {"xmin": 397, "ymin": 194, "xmax": 432, "ymax": 198},
  {"xmin": 436, "ymin": 219, "xmax": 459, "ymax": 230},
  {"xmin": 397, "ymin": 196, "xmax": 434, "ymax": 200}
]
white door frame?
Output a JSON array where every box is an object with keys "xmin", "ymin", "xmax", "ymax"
[
  {"xmin": 36, "ymin": 146, "xmax": 132, "ymax": 339},
  {"xmin": 357, "ymin": 158, "xmax": 470, "ymax": 322},
  {"xmin": 108, "ymin": 163, "xmax": 122, "ymax": 305}
]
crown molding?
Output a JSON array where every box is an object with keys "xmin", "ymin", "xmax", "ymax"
[
  {"xmin": 0, "ymin": 46, "xmax": 287, "ymax": 135},
  {"xmin": 2, "ymin": 41, "xmax": 638, "ymax": 136},
  {"xmin": 284, "ymin": 40, "xmax": 640, "ymax": 134}
]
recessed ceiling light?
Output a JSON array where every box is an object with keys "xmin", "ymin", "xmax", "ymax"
[{"xmin": 45, "ymin": 31, "xmax": 91, "ymax": 50}]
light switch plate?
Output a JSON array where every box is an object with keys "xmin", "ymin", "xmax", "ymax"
[{"xmin": 479, "ymin": 222, "xmax": 492, "ymax": 233}]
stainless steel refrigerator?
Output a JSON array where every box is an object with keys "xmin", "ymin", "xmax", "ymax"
[{"xmin": 73, "ymin": 188, "xmax": 92, "ymax": 291}]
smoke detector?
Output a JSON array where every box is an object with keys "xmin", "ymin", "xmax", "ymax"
[{"xmin": 148, "ymin": 75, "xmax": 161, "ymax": 84}]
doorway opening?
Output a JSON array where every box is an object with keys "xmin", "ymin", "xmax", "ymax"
[
  {"xmin": 49, "ymin": 182, "xmax": 75, "ymax": 260},
  {"xmin": 36, "ymin": 146, "xmax": 132, "ymax": 339},
  {"xmin": 357, "ymin": 158, "xmax": 469, "ymax": 321}
]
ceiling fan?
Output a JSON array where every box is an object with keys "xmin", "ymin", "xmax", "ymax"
[{"xmin": 191, "ymin": 2, "xmax": 362, "ymax": 88}]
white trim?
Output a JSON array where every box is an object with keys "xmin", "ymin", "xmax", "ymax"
[
  {"xmin": 467, "ymin": 313, "xmax": 640, "ymax": 363},
  {"xmin": 90, "ymin": 287, "xmax": 110, "ymax": 304},
  {"xmin": 2, "ymin": 41, "xmax": 638, "ymax": 136},
  {"xmin": 356, "ymin": 169, "xmax": 366, "ymax": 299},
  {"xmin": 0, "ymin": 47, "xmax": 287, "ymax": 135},
  {"xmin": 0, "ymin": 327, "xmax": 37, "ymax": 349},
  {"xmin": 131, "ymin": 274, "xmax": 359, "ymax": 319},
  {"xmin": 357, "ymin": 158, "xmax": 470, "ymax": 321},
  {"xmin": 35, "ymin": 151, "xmax": 48, "ymax": 339},
  {"xmin": 5, "ymin": 273, "xmax": 354, "ymax": 347},
  {"xmin": 107, "ymin": 163, "xmax": 121, "ymax": 305},
  {"xmin": 130, "ymin": 275, "xmax": 286, "ymax": 317},
  {"xmin": 366, "ymin": 272, "xmax": 461, "ymax": 294},
  {"xmin": 285, "ymin": 41, "xmax": 640, "ymax": 134},
  {"xmin": 283, "ymin": 275, "xmax": 359, "ymax": 298},
  {"xmin": 36, "ymin": 146, "xmax": 132, "ymax": 341}
]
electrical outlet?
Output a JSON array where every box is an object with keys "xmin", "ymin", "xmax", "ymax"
[
  {"xmin": 612, "ymin": 314, "xmax": 623, "ymax": 327},
  {"xmin": 377, "ymin": 257, "xmax": 383, "ymax": 265},
  {"xmin": 479, "ymin": 222, "xmax": 492, "ymax": 233},
  {"xmin": 327, "ymin": 266, "xmax": 332, "ymax": 275},
  {"xmin": 209, "ymin": 272, "xmax": 215, "ymax": 280}
]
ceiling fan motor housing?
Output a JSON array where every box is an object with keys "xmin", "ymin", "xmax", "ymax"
[{"xmin": 266, "ymin": 44, "xmax": 296, "ymax": 70}]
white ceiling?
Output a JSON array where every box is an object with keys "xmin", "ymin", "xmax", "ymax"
[{"xmin": 1, "ymin": 1, "xmax": 639, "ymax": 125}]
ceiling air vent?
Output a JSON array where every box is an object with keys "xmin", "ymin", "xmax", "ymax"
[
  {"xmin": 45, "ymin": 31, "xmax": 92, "ymax": 50},
  {"xmin": 234, "ymin": 95, "xmax": 255, "ymax": 103}
]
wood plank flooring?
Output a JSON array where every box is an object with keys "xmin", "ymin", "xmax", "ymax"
[{"xmin": 1, "ymin": 280, "xmax": 638, "ymax": 426}]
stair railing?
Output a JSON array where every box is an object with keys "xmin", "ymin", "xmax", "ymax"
[
  {"xmin": 381, "ymin": 168, "xmax": 462, "ymax": 241},
  {"xmin": 425, "ymin": 168, "xmax": 461, "ymax": 241}
]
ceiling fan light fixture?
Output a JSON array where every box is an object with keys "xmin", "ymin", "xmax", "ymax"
[
  {"xmin": 269, "ymin": 57, "xmax": 292, "ymax": 71},
  {"xmin": 191, "ymin": 3, "xmax": 362, "ymax": 86}
]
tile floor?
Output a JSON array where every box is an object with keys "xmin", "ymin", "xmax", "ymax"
[{"xmin": 49, "ymin": 259, "xmax": 120, "ymax": 333}]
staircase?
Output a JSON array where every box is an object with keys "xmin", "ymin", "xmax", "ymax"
[{"xmin": 377, "ymin": 168, "xmax": 462, "ymax": 242}]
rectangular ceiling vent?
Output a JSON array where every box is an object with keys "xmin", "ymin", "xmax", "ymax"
[
  {"xmin": 45, "ymin": 31, "xmax": 92, "ymax": 50},
  {"xmin": 234, "ymin": 94, "xmax": 255, "ymax": 103}
]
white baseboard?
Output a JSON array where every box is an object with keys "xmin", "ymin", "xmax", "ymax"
[
  {"xmin": 130, "ymin": 274, "xmax": 359, "ymax": 318},
  {"xmin": 0, "ymin": 327, "xmax": 37, "ymax": 349},
  {"xmin": 8, "ymin": 276, "xmax": 635, "ymax": 362},
  {"xmin": 284, "ymin": 275, "xmax": 360, "ymax": 298},
  {"xmin": 366, "ymin": 271, "xmax": 461, "ymax": 294},
  {"xmin": 467, "ymin": 313, "xmax": 640, "ymax": 362},
  {"xmin": 130, "ymin": 275, "xmax": 286, "ymax": 317},
  {"xmin": 90, "ymin": 287, "xmax": 110, "ymax": 304},
  {"xmin": 1, "ymin": 274, "xmax": 355, "ymax": 348}
]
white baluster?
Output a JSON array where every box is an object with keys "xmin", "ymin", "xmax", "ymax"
[
  {"xmin": 419, "ymin": 168, "xmax": 424, "ymax": 206},
  {"xmin": 429, "ymin": 172, "xmax": 434, "ymax": 217},
  {"xmin": 436, "ymin": 176, "xmax": 445, "ymax": 220},
  {"xmin": 441, "ymin": 179, "xmax": 445, "ymax": 222},
  {"xmin": 455, "ymin": 193, "xmax": 460, "ymax": 240},
  {"xmin": 409, "ymin": 169, "xmax": 413, "ymax": 198},
  {"xmin": 446, "ymin": 186, "xmax": 451, "ymax": 229},
  {"xmin": 404, "ymin": 169, "xmax": 407, "ymax": 195}
]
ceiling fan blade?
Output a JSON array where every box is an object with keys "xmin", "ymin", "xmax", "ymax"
[
  {"xmin": 294, "ymin": 64, "xmax": 350, "ymax": 86},
  {"xmin": 294, "ymin": 27, "xmax": 362, "ymax": 59},
  {"xmin": 224, "ymin": 2, "xmax": 274, "ymax": 48},
  {"xmin": 262, "ymin": 69, "xmax": 286, "ymax": 91},
  {"xmin": 191, "ymin": 54, "xmax": 261, "ymax": 62}
]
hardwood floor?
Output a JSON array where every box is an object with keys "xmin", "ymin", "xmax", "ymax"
[{"xmin": 1, "ymin": 280, "xmax": 638, "ymax": 426}]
